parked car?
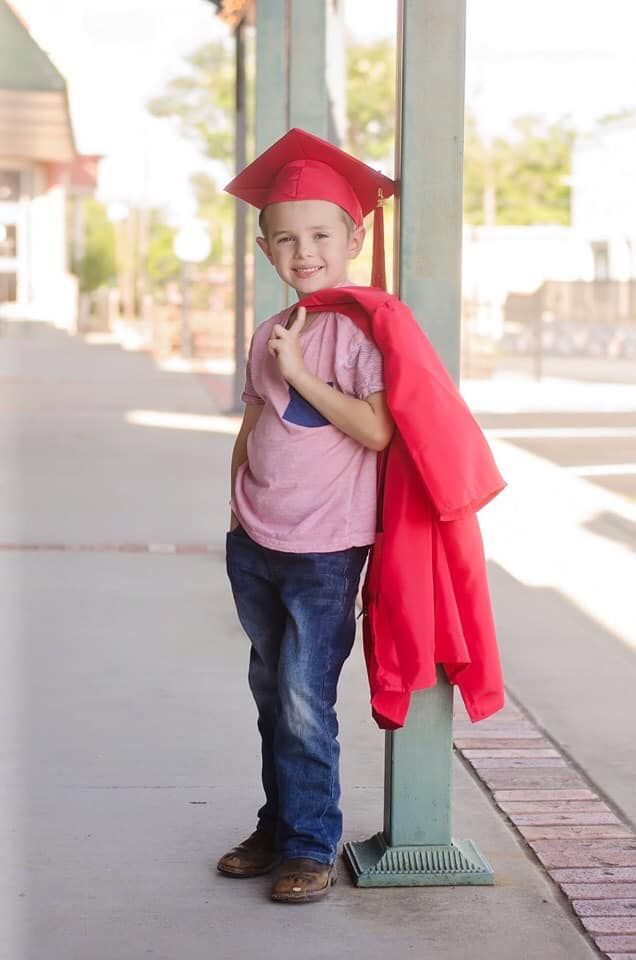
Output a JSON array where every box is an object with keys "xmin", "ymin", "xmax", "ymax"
[
  {"xmin": 583, "ymin": 324, "xmax": 617, "ymax": 357},
  {"xmin": 611, "ymin": 326, "xmax": 636, "ymax": 359}
]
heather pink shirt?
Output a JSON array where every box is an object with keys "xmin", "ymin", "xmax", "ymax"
[{"xmin": 231, "ymin": 285, "xmax": 385, "ymax": 553}]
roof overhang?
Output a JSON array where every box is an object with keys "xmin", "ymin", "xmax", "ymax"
[
  {"xmin": 0, "ymin": 88, "xmax": 75, "ymax": 162},
  {"xmin": 47, "ymin": 153, "xmax": 100, "ymax": 196}
]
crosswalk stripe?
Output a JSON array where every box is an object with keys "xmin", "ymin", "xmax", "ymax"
[{"xmin": 485, "ymin": 427, "xmax": 636, "ymax": 439}]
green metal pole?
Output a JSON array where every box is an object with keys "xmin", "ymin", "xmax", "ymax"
[
  {"xmin": 254, "ymin": 0, "xmax": 288, "ymax": 323},
  {"xmin": 231, "ymin": 17, "xmax": 247, "ymax": 410},
  {"xmin": 344, "ymin": 0, "xmax": 494, "ymax": 887},
  {"xmin": 254, "ymin": 1, "xmax": 341, "ymax": 322},
  {"xmin": 288, "ymin": 1, "xmax": 328, "ymax": 138}
]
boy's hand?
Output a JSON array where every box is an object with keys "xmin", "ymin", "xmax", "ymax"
[{"xmin": 267, "ymin": 306, "xmax": 308, "ymax": 383}]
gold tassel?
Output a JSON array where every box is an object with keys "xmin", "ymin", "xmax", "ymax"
[{"xmin": 371, "ymin": 187, "xmax": 387, "ymax": 290}]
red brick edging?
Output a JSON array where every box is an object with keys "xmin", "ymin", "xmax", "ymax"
[
  {"xmin": 453, "ymin": 695, "xmax": 636, "ymax": 959},
  {"xmin": 0, "ymin": 542, "xmax": 221, "ymax": 555}
]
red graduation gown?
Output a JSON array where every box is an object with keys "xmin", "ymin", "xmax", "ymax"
[{"xmin": 298, "ymin": 286, "xmax": 508, "ymax": 729}]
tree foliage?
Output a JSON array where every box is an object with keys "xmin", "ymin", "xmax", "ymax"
[
  {"xmin": 464, "ymin": 113, "xmax": 574, "ymax": 226},
  {"xmin": 147, "ymin": 34, "xmax": 575, "ymax": 239},
  {"xmin": 146, "ymin": 213, "xmax": 180, "ymax": 290},
  {"xmin": 74, "ymin": 199, "xmax": 117, "ymax": 293},
  {"xmin": 189, "ymin": 172, "xmax": 234, "ymax": 261},
  {"xmin": 147, "ymin": 36, "xmax": 252, "ymax": 261},
  {"xmin": 346, "ymin": 38, "xmax": 395, "ymax": 164},
  {"xmin": 147, "ymin": 41, "xmax": 235, "ymax": 166}
]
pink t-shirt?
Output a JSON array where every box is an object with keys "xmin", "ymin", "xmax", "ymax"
[{"xmin": 231, "ymin": 288, "xmax": 385, "ymax": 553}]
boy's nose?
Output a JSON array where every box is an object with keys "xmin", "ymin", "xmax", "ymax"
[{"xmin": 295, "ymin": 239, "xmax": 315, "ymax": 258}]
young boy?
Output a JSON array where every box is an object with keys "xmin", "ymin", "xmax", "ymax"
[{"xmin": 216, "ymin": 129, "xmax": 396, "ymax": 903}]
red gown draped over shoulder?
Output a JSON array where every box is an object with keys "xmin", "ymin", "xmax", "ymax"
[{"xmin": 297, "ymin": 286, "xmax": 508, "ymax": 729}]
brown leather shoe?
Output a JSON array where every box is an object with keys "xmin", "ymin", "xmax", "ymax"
[
  {"xmin": 271, "ymin": 857, "xmax": 337, "ymax": 903},
  {"xmin": 217, "ymin": 829, "xmax": 280, "ymax": 878}
]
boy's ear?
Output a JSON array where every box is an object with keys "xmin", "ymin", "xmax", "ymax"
[
  {"xmin": 256, "ymin": 235, "xmax": 274, "ymax": 264},
  {"xmin": 347, "ymin": 224, "xmax": 366, "ymax": 260}
]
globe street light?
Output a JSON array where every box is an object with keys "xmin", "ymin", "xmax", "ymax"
[{"xmin": 173, "ymin": 221, "xmax": 211, "ymax": 358}]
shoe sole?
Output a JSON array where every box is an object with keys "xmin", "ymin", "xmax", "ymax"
[{"xmin": 217, "ymin": 857, "xmax": 281, "ymax": 879}]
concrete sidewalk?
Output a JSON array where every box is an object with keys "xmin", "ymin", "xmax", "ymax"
[{"xmin": 1, "ymin": 324, "xmax": 599, "ymax": 960}]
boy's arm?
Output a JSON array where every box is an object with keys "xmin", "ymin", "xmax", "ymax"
[
  {"xmin": 268, "ymin": 306, "xmax": 394, "ymax": 452},
  {"xmin": 229, "ymin": 403, "xmax": 263, "ymax": 530},
  {"xmin": 290, "ymin": 373, "xmax": 394, "ymax": 452}
]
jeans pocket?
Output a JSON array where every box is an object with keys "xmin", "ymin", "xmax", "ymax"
[
  {"xmin": 365, "ymin": 533, "xmax": 383, "ymax": 600},
  {"xmin": 225, "ymin": 526, "xmax": 242, "ymax": 566}
]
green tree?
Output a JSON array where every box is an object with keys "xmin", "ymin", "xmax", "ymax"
[
  {"xmin": 147, "ymin": 36, "xmax": 251, "ymax": 265},
  {"xmin": 147, "ymin": 40, "xmax": 235, "ymax": 165},
  {"xmin": 189, "ymin": 172, "xmax": 234, "ymax": 262},
  {"xmin": 597, "ymin": 107, "xmax": 636, "ymax": 126},
  {"xmin": 149, "ymin": 35, "xmax": 574, "ymax": 232},
  {"xmin": 146, "ymin": 213, "xmax": 180, "ymax": 290},
  {"xmin": 346, "ymin": 38, "xmax": 395, "ymax": 164},
  {"xmin": 464, "ymin": 113, "xmax": 574, "ymax": 226},
  {"xmin": 74, "ymin": 199, "xmax": 117, "ymax": 293},
  {"xmin": 464, "ymin": 111, "xmax": 492, "ymax": 224},
  {"xmin": 147, "ymin": 34, "xmax": 394, "ymax": 195}
]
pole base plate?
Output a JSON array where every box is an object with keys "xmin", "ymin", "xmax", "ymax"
[{"xmin": 343, "ymin": 832, "xmax": 495, "ymax": 887}]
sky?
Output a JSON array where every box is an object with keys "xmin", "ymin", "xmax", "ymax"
[{"xmin": 9, "ymin": 0, "xmax": 636, "ymax": 221}]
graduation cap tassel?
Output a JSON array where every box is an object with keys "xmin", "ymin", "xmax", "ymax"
[{"xmin": 371, "ymin": 187, "xmax": 387, "ymax": 291}]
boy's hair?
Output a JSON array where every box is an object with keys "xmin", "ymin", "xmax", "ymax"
[{"xmin": 258, "ymin": 204, "xmax": 356, "ymax": 240}]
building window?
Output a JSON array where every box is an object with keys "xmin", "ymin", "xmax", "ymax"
[
  {"xmin": 0, "ymin": 272, "xmax": 17, "ymax": 302},
  {"xmin": 0, "ymin": 224, "xmax": 17, "ymax": 258},
  {"xmin": 0, "ymin": 171, "xmax": 20, "ymax": 202}
]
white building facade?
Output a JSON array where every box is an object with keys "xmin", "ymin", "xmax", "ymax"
[
  {"xmin": 0, "ymin": 1, "xmax": 81, "ymax": 331},
  {"xmin": 571, "ymin": 116, "xmax": 636, "ymax": 284},
  {"xmin": 462, "ymin": 114, "xmax": 636, "ymax": 340},
  {"xmin": 462, "ymin": 224, "xmax": 594, "ymax": 339}
]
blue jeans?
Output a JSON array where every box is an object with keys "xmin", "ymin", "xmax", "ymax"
[{"xmin": 225, "ymin": 524, "xmax": 369, "ymax": 865}]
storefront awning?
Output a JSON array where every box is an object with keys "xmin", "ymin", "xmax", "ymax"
[{"xmin": 0, "ymin": 1, "xmax": 76, "ymax": 161}]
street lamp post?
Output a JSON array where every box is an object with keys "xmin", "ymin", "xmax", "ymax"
[
  {"xmin": 106, "ymin": 201, "xmax": 130, "ymax": 320},
  {"xmin": 173, "ymin": 221, "xmax": 211, "ymax": 359}
]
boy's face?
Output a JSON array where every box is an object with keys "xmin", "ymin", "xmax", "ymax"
[{"xmin": 256, "ymin": 199, "xmax": 365, "ymax": 296}]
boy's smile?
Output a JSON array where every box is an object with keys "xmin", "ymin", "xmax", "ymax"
[
  {"xmin": 293, "ymin": 265, "xmax": 323, "ymax": 279},
  {"xmin": 256, "ymin": 199, "xmax": 365, "ymax": 297}
]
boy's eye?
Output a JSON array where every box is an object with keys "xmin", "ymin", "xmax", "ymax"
[
  {"xmin": 276, "ymin": 236, "xmax": 293, "ymax": 244},
  {"xmin": 315, "ymin": 232, "xmax": 329, "ymax": 239}
]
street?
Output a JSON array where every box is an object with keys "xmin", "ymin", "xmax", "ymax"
[{"xmin": 485, "ymin": 352, "xmax": 636, "ymax": 502}]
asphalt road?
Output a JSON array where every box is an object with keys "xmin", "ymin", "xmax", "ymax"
[
  {"xmin": 477, "ymin": 409, "xmax": 636, "ymax": 504},
  {"xmin": 494, "ymin": 352, "xmax": 636, "ymax": 385}
]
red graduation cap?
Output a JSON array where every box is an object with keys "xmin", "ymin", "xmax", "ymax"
[{"xmin": 224, "ymin": 127, "xmax": 395, "ymax": 290}]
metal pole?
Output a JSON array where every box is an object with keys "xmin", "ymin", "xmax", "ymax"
[
  {"xmin": 288, "ymin": 1, "xmax": 328, "ymax": 138},
  {"xmin": 534, "ymin": 309, "xmax": 544, "ymax": 381},
  {"xmin": 232, "ymin": 16, "xmax": 247, "ymax": 411},
  {"xmin": 344, "ymin": 0, "xmax": 494, "ymax": 886},
  {"xmin": 253, "ymin": 1, "xmax": 341, "ymax": 326},
  {"xmin": 254, "ymin": 0, "xmax": 288, "ymax": 324},
  {"xmin": 180, "ymin": 261, "xmax": 192, "ymax": 358}
]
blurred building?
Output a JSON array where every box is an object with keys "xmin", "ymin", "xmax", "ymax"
[
  {"xmin": 462, "ymin": 224, "xmax": 592, "ymax": 341},
  {"xmin": 464, "ymin": 115, "xmax": 636, "ymax": 354},
  {"xmin": 571, "ymin": 114, "xmax": 636, "ymax": 284},
  {"xmin": 0, "ymin": 0, "xmax": 97, "ymax": 331}
]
